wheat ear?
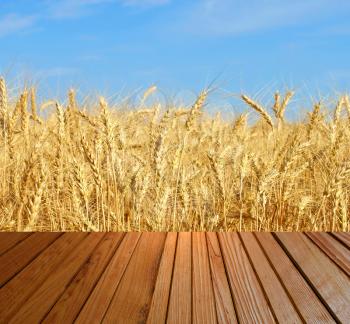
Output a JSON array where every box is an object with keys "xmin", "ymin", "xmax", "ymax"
[{"xmin": 241, "ymin": 95, "xmax": 274, "ymax": 129}]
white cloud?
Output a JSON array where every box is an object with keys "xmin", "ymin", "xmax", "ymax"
[
  {"xmin": 182, "ymin": 0, "xmax": 350, "ymax": 36},
  {"xmin": 315, "ymin": 24, "xmax": 350, "ymax": 36},
  {"xmin": 0, "ymin": 0, "xmax": 171, "ymax": 37},
  {"xmin": 46, "ymin": 0, "xmax": 114, "ymax": 19},
  {"xmin": 37, "ymin": 67, "xmax": 77, "ymax": 78},
  {"xmin": 0, "ymin": 13, "xmax": 38, "ymax": 37},
  {"xmin": 45, "ymin": 0, "xmax": 169, "ymax": 19},
  {"xmin": 120, "ymin": 0, "xmax": 170, "ymax": 7}
]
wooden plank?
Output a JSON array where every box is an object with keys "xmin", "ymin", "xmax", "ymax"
[
  {"xmin": 76, "ymin": 233, "xmax": 141, "ymax": 323},
  {"xmin": 206, "ymin": 233, "xmax": 237, "ymax": 324},
  {"xmin": 255, "ymin": 233, "xmax": 335, "ymax": 323},
  {"xmin": 240, "ymin": 233, "xmax": 302, "ymax": 323},
  {"xmin": 43, "ymin": 233, "xmax": 125, "ymax": 324},
  {"xmin": 167, "ymin": 232, "xmax": 192, "ymax": 324},
  {"xmin": 0, "ymin": 233, "xmax": 31, "ymax": 256},
  {"xmin": 0, "ymin": 232, "xmax": 347, "ymax": 323},
  {"xmin": 276, "ymin": 232, "xmax": 350, "ymax": 323},
  {"xmin": 9, "ymin": 233, "xmax": 105, "ymax": 323},
  {"xmin": 306, "ymin": 233, "xmax": 350, "ymax": 276},
  {"xmin": 217, "ymin": 233, "xmax": 275, "ymax": 323},
  {"xmin": 147, "ymin": 233, "xmax": 177, "ymax": 324},
  {"xmin": 332, "ymin": 232, "xmax": 350, "ymax": 249},
  {"xmin": 192, "ymin": 232, "xmax": 217, "ymax": 324},
  {"xmin": 0, "ymin": 233, "xmax": 61, "ymax": 287},
  {"xmin": 103, "ymin": 232, "xmax": 166, "ymax": 323},
  {"xmin": 0, "ymin": 233, "xmax": 88, "ymax": 322}
]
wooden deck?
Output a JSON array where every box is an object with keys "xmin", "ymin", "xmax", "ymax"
[{"xmin": 0, "ymin": 233, "xmax": 349, "ymax": 323}]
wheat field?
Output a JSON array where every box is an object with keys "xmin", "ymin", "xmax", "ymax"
[{"xmin": 0, "ymin": 77, "xmax": 350, "ymax": 231}]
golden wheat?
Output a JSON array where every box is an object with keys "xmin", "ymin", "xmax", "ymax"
[{"xmin": 0, "ymin": 78, "xmax": 349, "ymax": 231}]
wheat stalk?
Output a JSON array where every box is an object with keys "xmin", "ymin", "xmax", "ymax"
[
  {"xmin": 0, "ymin": 77, "xmax": 8, "ymax": 132},
  {"xmin": 24, "ymin": 166, "xmax": 46, "ymax": 231},
  {"xmin": 185, "ymin": 90, "xmax": 207, "ymax": 131},
  {"xmin": 241, "ymin": 94, "xmax": 274, "ymax": 129}
]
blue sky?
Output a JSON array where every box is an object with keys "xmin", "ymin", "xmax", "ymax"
[{"xmin": 0, "ymin": 0, "xmax": 350, "ymax": 107}]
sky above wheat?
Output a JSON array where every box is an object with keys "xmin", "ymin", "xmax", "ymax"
[{"xmin": 0, "ymin": 0, "xmax": 350, "ymax": 98}]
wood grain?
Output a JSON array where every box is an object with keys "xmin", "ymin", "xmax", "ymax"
[
  {"xmin": 240, "ymin": 232, "xmax": 302, "ymax": 323},
  {"xmin": 103, "ymin": 232, "xmax": 166, "ymax": 323},
  {"xmin": 206, "ymin": 233, "xmax": 237, "ymax": 324},
  {"xmin": 43, "ymin": 233, "xmax": 124, "ymax": 323},
  {"xmin": 218, "ymin": 233, "xmax": 275, "ymax": 323},
  {"xmin": 76, "ymin": 232, "xmax": 141, "ymax": 323},
  {"xmin": 331, "ymin": 232, "xmax": 350, "ymax": 250},
  {"xmin": 147, "ymin": 233, "xmax": 177, "ymax": 324},
  {"xmin": 0, "ymin": 233, "xmax": 87, "ymax": 322},
  {"xmin": 10, "ymin": 233, "xmax": 105, "ymax": 323},
  {"xmin": 0, "ymin": 233, "xmax": 31, "ymax": 256},
  {"xmin": 0, "ymin": 232, "xmax": 61, "ymax": 287},
  {"xmin": 306, "ymin": 232, "xmax": 350, "ymax": 276},
  {"xmin": 192, "ymin": 232, "xmax": 217, "ymax": 324},
  {"xmin": 276, "ymin": 232, "xmax": 350, "ymax": 323},
  {"xmin": 167, "ymin": 232, "xmax": 192, "ymax": 324},
  {"xmin": 255, "ymin": 233, "xmax": 335, "ymax": 323},
  {"xmin": 0, "ymin": 232, "xmax": 348, "ymax": 322}
]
